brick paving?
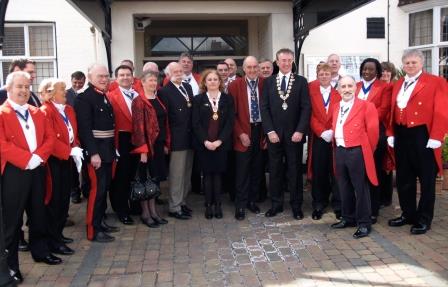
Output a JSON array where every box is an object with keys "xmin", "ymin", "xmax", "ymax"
[{"xmin": 17, "ymin": 185, "xmax": 448, "ymax": 287}]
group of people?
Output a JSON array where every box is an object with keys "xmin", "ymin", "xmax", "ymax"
[{"xmin": 0, "ymin": 47, "xmax": 447, "ymax": 283}]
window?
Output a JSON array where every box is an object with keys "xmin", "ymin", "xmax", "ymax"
[
  {"xmin": 366, "ymin": 17, "xmax": 385, "ymax": 39},
  {"xmin": 440, "ymin": 47, "xmax": 448, "ymax": 80},
  {"xmin": 442, "ymin": 8, "xmax": 448, "ymax": 42},
  {"xmin": 421, "ymin": 50, "xmax": 432, "ymax": 73},
  {"xmin": 409, "ymin": 10, "xmax": 433, "ymax": 46},
  {"xmin": 0, "ymin": 23, "xmax": 57, "ymax": 92}
]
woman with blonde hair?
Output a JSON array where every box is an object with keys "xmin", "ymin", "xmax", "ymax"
[
  {"xmin": 192, "ymin": 69, "xmax": 234, "ymax": 219},
  {"xmin": 40, "ymin": 78, "xmax": 83, "ymax": 256}
]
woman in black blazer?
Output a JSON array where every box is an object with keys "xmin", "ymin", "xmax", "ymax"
[{"xmin": 192, "ymin": 69, "xmax": 235, "ymax": 219}]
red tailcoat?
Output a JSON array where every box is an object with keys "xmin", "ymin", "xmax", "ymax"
[
  {"xmin": 228, "ymin": 77, "xmax": 266, "ymax": 152},
  {"xmin": 387, "ymin": 72, "xmax": 448, "ymax": 174},
  {"xmin": 107, "ymin": 87, "xmax": 135, "ymax": 149},
  {"xmin": 355, "ymin": 79, "xmax": 392, "ymax": 125},
  {"xmin": 307, "ymin": 80, "xmax": 341, "ymax": 179},
  {"xmin": 162, "ymin": 73, "xmax": 201, "ymax": 87},
  {"xmin": 0, "ymin": 102, "xmax": 55, "ymax": 173},
  {"xmin": 41, "ymin": 102, "xmax": 79, "ymax": 160},
  {"xmin": 332, "ymin": 98, "xmax": 379, "ymax": 185}
]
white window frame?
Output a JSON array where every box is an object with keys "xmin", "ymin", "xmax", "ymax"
[{"xmin": 0, "ymin": 22, "xmax": 57, "ymax": 86}]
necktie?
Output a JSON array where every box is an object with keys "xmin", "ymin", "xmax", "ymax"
[
  {"xmin": 124, "ymin": 90, "xmax": 134, "ymax": 100},
  {"xmin": 281, "ymin": 75, "xmax": 287, "ymax": 93},
  {"xmin": 249, "ymin": 80, "xmax": 259, "ymax": 122},
  {"xmin": 179, "ymin": 85, "xmax": 187, "ymax": 95}
]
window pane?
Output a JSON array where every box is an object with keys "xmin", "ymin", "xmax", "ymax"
[
  {"xmin": 1, "ymin": 61, "xmax": 12, "ymax": 83},
  {"xmin": 421, "ymin": 50, "xmax": 432, "ymax": 73},
  {"xmin": 409, "ymin": 10, "xmax": 433, "ymax": 46},
  {"xmin": 3, "ymin": 27, "xmax": 25, "ymax": 56},
  {"xmin": 442, "ymin": 8, "xmax": 448, "ymax": 42},
  {"xmin": 440, "ymin": 47, "xmax": 448, "ymax": 80},
  {"xmin": 29, "ymin": 26, "xmax": 54, "ymax": 57},
  {"xmin": 33, "ymin": 62, "xmax": 54, "ymax": 93}
]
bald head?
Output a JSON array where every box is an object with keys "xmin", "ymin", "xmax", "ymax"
[
  {"xmin": 168, "ymin": 62, "xmax": 183, "ymax": 85},
  {"xmin": 143, "ymin": 62, "xmax": 159, "ymax": 73},
  {"xmin": 88, "ymin": 64, "xmax": 109, "ymax": 91},
  {"xmin": 337, "ymin": 75, "xmax": 356, "ymax": 102},
  {"xmin": 243, "ymin": 56, "xmax": 259, "ymax": 80}
]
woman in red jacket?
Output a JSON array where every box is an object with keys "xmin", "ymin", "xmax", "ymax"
[
  {"xmin": 132, "ymin": 70, "xmax": 169, "ymax": 228},
  {"xmin": 40, "ymin": 78, "xmax": 83, "ymax": 256}
]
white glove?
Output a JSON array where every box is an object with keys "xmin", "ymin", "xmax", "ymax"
[
  {"xmin": 70, "ymin": 146, "xmax": 84, "ymax": 160},
  {"xmin": 26, "ymin": 154, "xmax": 43, "ymax": 170},
  {"xmin": 116, "ymin": 149, "xmax": 120, "ymax": 157},
  {"xmin": 387, "ymin": 136, "xmax": 394, "ymax": 148},
  {"xmin": 73, "ymin": 155, "xmax": 83, "ymax": 173},
  {"xmin": 426, "ymin": 139, "xmax": 442, "ymax": 149},
  {"xmin": 320, "ymin": 130, "xmax": 334, "ymax": 143}
]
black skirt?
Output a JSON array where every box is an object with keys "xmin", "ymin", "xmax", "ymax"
[{"xmin": 198, "ymin": 148, "xmax": 227, "ymax": 174}]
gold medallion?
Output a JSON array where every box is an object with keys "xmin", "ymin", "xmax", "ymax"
[
  {"xmin": 282, "ymin": 102, "xmax": 288, "ymax": 110},
  {"xmin": 187, "ymin": 102, "xmax": 192, "ymax": 108},
  {"xmin": 212, "ymin": 112, "xmax": 219, "ymax": 121}
]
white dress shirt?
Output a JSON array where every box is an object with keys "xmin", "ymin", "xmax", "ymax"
[
  {"xmin": 320, "ymin": 85, "xmax": 331, "ymax": 112},
  {"xmin": 228, "ymin": 75, "xmax": 237, "ymax": 83},
  {"xmin": 53, "ymin": 102, "xmax": 74, "ymax": 144},
  {"xmin": 334, "ymin": 98, "xmax": 355, "ymax": 147},
  {"xmin": 119, "ymin": 86, "xmax": 137, "ymax": 115},
  {"xmin": 278, "ymin": 71, "xmax": 292, "ymax": 89},
  {"xmin": 396, "ymin": 70, "xmax": 423, "ymax": 109},
  {"xmin": 246, "ymin": 77, "xmax": 262, "ymax": 123},
  {"xmin": 358, "ymin": 78, "xmax": 376, "ymax": 100},
  {"xmin": 331, "ymin": 75, "xmax": 340, "ymax": 88},
  {"xmin": 8, "ymin": 99, "xmax": 37, "ymax": 152},
  {"xmin": 183, "ymin": 74, "xmax": 199, "ymax": 96}
]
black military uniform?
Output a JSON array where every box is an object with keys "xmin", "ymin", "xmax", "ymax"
[{"xmin": 74, "ymin": 84, "xmax": 116, "ymax": 241}]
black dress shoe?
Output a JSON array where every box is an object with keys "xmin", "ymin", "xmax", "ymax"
[
  {"xmin": 214, "ymin": 203, "xmax": 223, "ymax": 219},
  {"xmin": 293, "ymin": 210, "xmax": 304, "ymax": 220},
  {"xmin": 35, "ymin": 254, "xmax": 62, "ymax": 265},
  {"xmin": 388, "ymin": 216, "xmax": 412, "ymax": 227},
  {"xmin": 265, "ymin": 207, "xmax": 283, "ymax": 217},
  {"xmin": 334, "ymin": 210, "xmax": 342, "ymax": 220},
  {"xmin": 18, "ymin": 238, "xmax": 29, "ymax": 252},
  {"xmin": 101, "ymin": 221, "xmax": 120, "ymax": 233},
  {"xmin": 331, "ymin": 220, "xmax": 356, "ymax": 229},
  {"xmin": 353, "ymin": 226, "xmax": 371, "ymax": 239},
  {"xmin": 51, "ymin": 244, "xmax": 75, "ymax": 255},
  {"xmin": 204, "ymin": 204, "xmax": 213, "ymax": 219},
  {"xmin": 168, "ymin": 211, "xmax": 190, "ymax": 220},
  {"xmin": 140, "ymin": 217, "xmax": 159, "ymax": 228},
  {"xmin": 312, "ymin": 209, "xmax": 323, "ymax": 220},
  {"xmin": 151, "ymin": 216, "xmax": 168, "ymax": 225},
  {"xmin": 235, "ymin": 208, "xmax": 245, "ymax": 221},
  {"xmin": 410, "ymin": 222, "xmax": 431, "ymax": 235},
  {"xmin": 371, "ymin": 216, "xmax": 378, "ymax": 225},
  {"xmin": 62, "ymin": 235, "xmax": 74, "ymax": 244},
  {"xmin": 118, "ymin": 215, "xmax": 134, "ymax": 225},
  {"xmin": 10, "ymin": 269, "xmax": 23, "ymax": 283},
  {"xmin": 246, "ymin": 202, "xmax": 260, "ymax": 214},
  {"xmin": 65, "ymin": 219, "xmax": 75, "ymax": 227},
  {"xmin": 181, "ymin": 205, "xmax": 193, "ymax": 214},
  {"xmin": 93, "ymin": 231, "xmax": 115, "ymax": 242}
]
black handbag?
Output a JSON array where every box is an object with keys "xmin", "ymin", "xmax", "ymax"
[{"xmin": 130, "ymin": 164, "xmax": 161, "ymax": 201}]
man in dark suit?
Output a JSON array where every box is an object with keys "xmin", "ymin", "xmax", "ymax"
[
  {"xmin": 158, "ymin": 62, "xmax": 194, "ymax": 220},
  {"xmin": 228, "ymin": 56, "xmax": 265, "ymax": 220},
  {"xmin": 261, "ymin": 48, "xmax": 311, "ymax": 220},
  {"xmin": 75, "ymin": 64, "xmax": 118, "ymax": 242},
  {"xmin": 66, "ymin": 71, "xmax": 86, "ymax": 204}
]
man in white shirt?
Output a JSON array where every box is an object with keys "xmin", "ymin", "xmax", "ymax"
[
  {"xmin": 225, "ymin": 58, "xmax": 239, "ymax": 82},
  {"xmin": 327, "ymin": 54, "xmax": 342, "ymax": 88},
  {"xmin": 179, "ymin": 53, "xmax": 200, "ymax": 95}
]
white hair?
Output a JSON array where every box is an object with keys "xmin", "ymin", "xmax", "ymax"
[
  {"xmin": 143, "ymin": 62, "xmax": 159, "ymax": 73},
  {"xmin": 87, "ymin": 63, "xmax": 108, "ymax": 75},
  {"xmin": 5, "ymin": 71, "xmax": 30, "ymax": 88},
  {"xmin": 337, "ymin": 75, "xmax": 356, "ymax": 88},
  {"xmin": 402, "ymin": 49, "xmax": 425, "ymax": 64}
]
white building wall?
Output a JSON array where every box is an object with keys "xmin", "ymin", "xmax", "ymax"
[
  {"xmin": 4, "ymin": 0, "xmax": 106, "ymax": 86},
  {"xmin": 301, "ymin": 0, "xmax": 408, "ymax": 79}
]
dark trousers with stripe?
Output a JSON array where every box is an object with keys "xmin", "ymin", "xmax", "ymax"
[
  {"xmin": 110, "ymin": 132, "xmax": 139, "ymax": 217},
  {"xmin": 335, "ymin": 146, "xmax": 371, "ymax": 227},
  {"xmin": 394, "ymin": 125, "xmax": 437, "ymax": 225},
  {"xmin": 268, "ymin": 139, "xmax": 303, "ymax": 211},
  {"xmin": 87, "ymin": 163, "xmax": 112, "ymax": 240},
  {"xmin": 2, "ymin": 164, "xmax": 50, "ymax": 271},
  {"xmin": 47, "ymin": 157, "xmax": 72, "ymax": 249},
  {"xmin": 235, "ymin": 123, "xmax": 264, "ymax": 209},
  {"xmin": 311, "ymin": 135, "xmax": 340, "ymax": 211}
]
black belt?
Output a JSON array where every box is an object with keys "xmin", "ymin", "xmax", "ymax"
[{"xmin": 250, "ymin": 122, "xmax": 261, "ymax": 127}]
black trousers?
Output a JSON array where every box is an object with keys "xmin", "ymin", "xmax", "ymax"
[
  {"xmin": 394, "ymin": 125, "xmax": 437, "ymax": 225},
  {"xmin": 86, "ymin": 162, "xmax": 112, "ymax": 240},
  {"xmin": 47, "ymin": 157, "xmax": 72, "ymax": 249},
  {"xmin": 2, "ymin": 164, "xmax": 50, "ymax": 271},
  {"xmin": 335, "ymin": 146, "xmax": 371, "ymax": 227},
  {"xmin": 204, "ymin": 173, "xmax": 222, "ymax": 205},
  {"xmin": 370, "ymin": 123, "xmax": 387, "ymax": 216},
  {"xmin": 110, "ymin": 132, "xmax": 139, "ymax": 216},
  {"xmin": 268, "ymin": 138, "xmax": 303, "ymax": 210},
  {"xmin": 310, "ymin": 135, "xmax": 340, "ymax": 211},
  {"xmin": 235, "ymin": 124, "xmax": 264, "ymax": 209}
]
